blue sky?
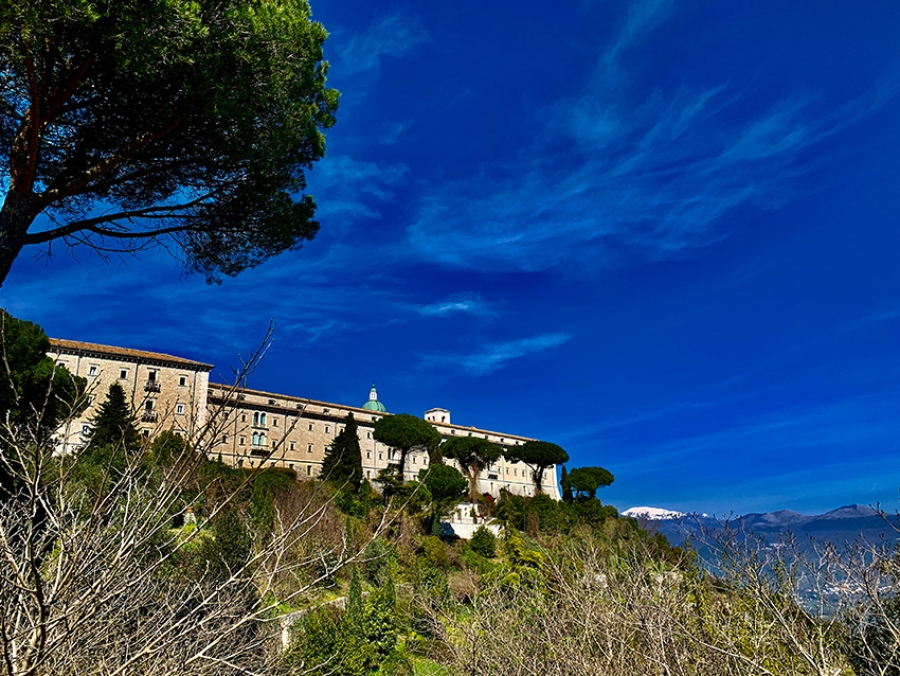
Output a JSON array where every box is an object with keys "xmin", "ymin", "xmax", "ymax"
[{"xmin": 3, "ymin": 0, "xmax": 899, "ymax": 515}]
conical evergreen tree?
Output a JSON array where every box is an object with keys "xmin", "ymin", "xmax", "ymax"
[
  {"xmin": 320, "ymin": 413, "xmax": 363, "ymax": 489},
  {"xmin": 87, "ymin": 383, "xmax": 141, "ymax": 451},
  {"xmin": 561, "ymin": 466, "xmax": 573, "ymax": 503}
]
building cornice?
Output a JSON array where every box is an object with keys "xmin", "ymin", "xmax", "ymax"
[{"xmin": 49, "ymin": 338, "xmax": 214, "ymax": 372}]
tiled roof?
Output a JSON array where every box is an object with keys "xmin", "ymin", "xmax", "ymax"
[
  {"xmin": 49, "ymin": 338, "xmax": 214, "ymax": 371},
  {"xmin": 206, "ymin": 382, "xmax": 534, "ymax": 441}
]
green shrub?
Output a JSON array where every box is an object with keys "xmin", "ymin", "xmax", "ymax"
[{"xmin": 469, "ymin": 526, "xmax": 496, "ymax": 558}]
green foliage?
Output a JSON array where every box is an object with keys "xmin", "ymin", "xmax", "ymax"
[
  {"xmin": 209, "ymin": 507, "xmax": 252, "ymax": 578},
  {"xmin": 504, "ymin": 440, "xmax": 569, "ymax": 494},
  {"xmin": 363, "ymin": 537, "xmax": 398, "ymax": 587},
  {"xmin": 0, "ymin": 311, "xmax": 85, "ymax": 449},
  {"xmin": 321, "ymin": 413, "xmax": 364, "ymax": 490},
  {"xmin": 567, "ymin": 465, "xmax": 615, "ymax": 499},
  {"xmin": 495, "ymin": 491, "xmax": 621, "ymax": 537},
  {"xmin": 440, "ymin": 436, "xmax": 502, "ymax": 500},
  {"xmin": 0, "ymin": 0, "xmax": 339, "ymax": 285},
  {"xmin": 286, "ymin": 568, "xmax": 404, "ymax": 676},
  {"xmin": 334, "ymin": 478, "xmax": 376, "ymax": 518},
  {"xmin": 419, "ymin": 464, "xmax": 467, "ymax": 509},
  {"xmin": 249, "ymin": 467, "xmax": 293, "ymax": 537},
  {"xmin": 148, "ymin": 429, "xmax": 188, "ymax": 468},
  {"xmin": 87, "ymin": 383, "xmax": 141, "ymax": 452},
  {"xmin": 560, "ymin": 466, "xmax": 573, "ymax": 503},
  {"xmin": 373, "ymin": 414, "xmax": 441, "ymax": 477},
  {"xmin": 420, "ymin": 536, "xmax": 449, "ymax": 568},
  {"xmin": 847, "ymin": 595, "xmax": 900, "ymax": 676},
  {"xmin": 469, "ymin": 526, "xmax": 497, "ymax": 559},
  {"xmin": 285, "ymin": 605, "xmax": 343, "ymax": 674}
]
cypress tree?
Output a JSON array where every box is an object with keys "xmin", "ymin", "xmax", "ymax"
[
  {"xmin": 87, "ymin": 383, "xmax": 140, "ymax": 452},
  {"xmin": 320, "ymin": 413, "xmax": 363, "ymax": 489},
  {"xmin": 561, "ymin": 466, "xmax": 573, "ymax": 503}
]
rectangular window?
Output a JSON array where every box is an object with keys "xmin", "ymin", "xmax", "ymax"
[
  {"xmin": 223, "ymin": 434, "xmax": 228, "ymax": 444},
  {"xmin": 307, "ymin": 444, "xmax": 312, "ymax": 453},
  {"xmin": 323, "ymin": 408, "xmax": 330, "ymax": 414},
  {"xmin": 56, "ymin": 360, "xmax": 67, "ymax": 367},
  {"xmin": 367, "ymin": 432, "xmax": 372, "ymax": 439},
  {"xmin": 325, "ymin": 425, "xmax": 330, "ymax": 434},
  {"xmin": 88, "ymin": 394, "xmax": 95, "ymax": 405},
  {"xmin": 119, "ymin": 369, "xmax": 128, "ymax": 379},
  {"xmin": 239, "ymin": 436, "xmax": 245, "ymax": 446},
  {"xmin": 241, "ymin": 413, "xmax": 246, "ymax": 422},
  {"xmin": 273, "ymin": 417, "xmax": 278, "ymax": 427},
  {"xmin": 366, "ymin": 451, "xmax": 371, "ymax": 459},
  {"xmin": 290, "ymin": 442, "xmax": 295, "ymax": 451},
  {"xmin": 306, "ymin": 465, "xmax": 311, "ymax": 476},
  {"xmin": 88, "ymin": 365, "xmax": 98, "ymax": 376},
  {"xmin": 308, "ymin": 423, "xmax": 314, "ymax": 431},
  {"xmin": 179, "ymin": 376, "xmax": 187, "ymax": 387},
  {"xmin": 175, "ymin": 404, "xmax": 185, "ymax": 415},
  {"xmin": 378, "ymin": 452, "xmax": 383, "ymax": 460},
  {"xmin": 81, "ymin": 424, "xmax": 89, "ymax": 435}
]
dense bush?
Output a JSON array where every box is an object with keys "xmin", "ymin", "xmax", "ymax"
[{"xmin": 469, "ymin": 526, "xmax": 496, "ymax": 558}]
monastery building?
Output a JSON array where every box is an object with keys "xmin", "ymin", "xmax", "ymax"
[{"xmin": 49, "ymin": 339, "xmax": 561, "ymax": 500}]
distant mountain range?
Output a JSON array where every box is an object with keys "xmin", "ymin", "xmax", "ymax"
[{"xmin": 622, "ymin": 504, "xmax": 900, "ymax": 549}]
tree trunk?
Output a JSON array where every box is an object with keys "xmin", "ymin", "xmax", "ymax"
[
  {"xmin": 468, "ymin": 468, "xmax": 480, "ymax": 502},
  {"xmin": 0, "ymin": 192, "xmax": 40, "ymax": 288},
  {"xmin": 532, "ymin": 466, "xmax": 544, "ymax": 495}
]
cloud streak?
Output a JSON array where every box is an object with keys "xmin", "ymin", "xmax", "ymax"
[
  {"xmin": 336, "ymin": 14, "xmax": 428, "ymax": 76},
  {"xmin": 417, "ymin": 292, "xmax": 494, "ymax": 318},
  {"xmin": 424, "ymin": 333, "xmax": 571, "ymax": 376},
  {"xmin": 308, "ymin": 155, "xmax": 407, "ymax": 224},
  {"xmin": 407, "ymin": 1, "xmax": 896, "ymax": 275}
]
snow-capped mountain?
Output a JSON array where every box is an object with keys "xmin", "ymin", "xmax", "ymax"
[
  {"xmin": 621, "ymin": 506, "xmax": 687, "ymax": 520},
  {"xmin": 624, "ymin": 504, "xmax": 900, "ymax": 549}
]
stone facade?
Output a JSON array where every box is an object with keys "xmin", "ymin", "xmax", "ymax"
[
  {"xmin": 48, "ymin": 339, "xmax": 561, "ymax": 500},
  {"xmin": 48, "ymin": 339, "xmax": 213, "ymax": 453}
]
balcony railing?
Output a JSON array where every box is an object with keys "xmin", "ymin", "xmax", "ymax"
[
  {"xmin": 144, "ymin": 380, "xmax": 161, "ymax": 393},
  {"xmin": 141, "ymin": 411, "xmax": 158, "ymax": 423}
]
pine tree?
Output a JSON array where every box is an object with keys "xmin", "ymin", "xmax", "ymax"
[
  {"xmin": 561, "ymin": 466, "xmax": 573, "ymax": 503},
  {"xmin": 87, "ymin": 383, "xmax": 140, "ymax": 451},
  {"xmin": 320, "ymin": 413, "xmax": 363, "ymax": 489}
]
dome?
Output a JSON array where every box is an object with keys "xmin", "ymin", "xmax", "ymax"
[{"xmin": 362, "ymin": 383, "xmax": 387, "ymax": 412}]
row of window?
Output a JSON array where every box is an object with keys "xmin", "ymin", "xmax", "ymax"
[{"xmin": 65, "ymin": 362, "xmax": 193, "ymax": 388}]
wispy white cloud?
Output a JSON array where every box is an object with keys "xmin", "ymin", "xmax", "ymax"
[
  {"xmin": 604, "ymin": 0, "xmax": 674, "ymax": 65},
  {"xmin": 417, "ymin": 292, "xmax": 493, "ymax": 318},
  {"xmin": 406, "ymin": 2, "xmax": 897, "ymax": 275},
  {"xmin": 378, "ymin": 121, "xmax": 412, "ymax": 146},
  {"xmin": 308, "ymin": 155, "xmax": 407, "ymax": 224},
  {"xmin": 424, "ymin": 333, "xmax": 571, "ymax": 376},
  {"xmin": 337, "ymin": 14, "xmax": 428, "ymax": 76}
]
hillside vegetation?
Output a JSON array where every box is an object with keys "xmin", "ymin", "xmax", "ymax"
[{"xmin": 1, "ymin": 313, "xmax": 898, "ymax": 676}]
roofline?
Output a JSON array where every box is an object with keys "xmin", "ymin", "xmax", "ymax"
[
  {"xmin": 207, "ymin": 382, "xmax": 535, "ymax": 442},
  {"xmin": 49, "ymin": 338, "xmax": 214, "ymax": 372}
]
